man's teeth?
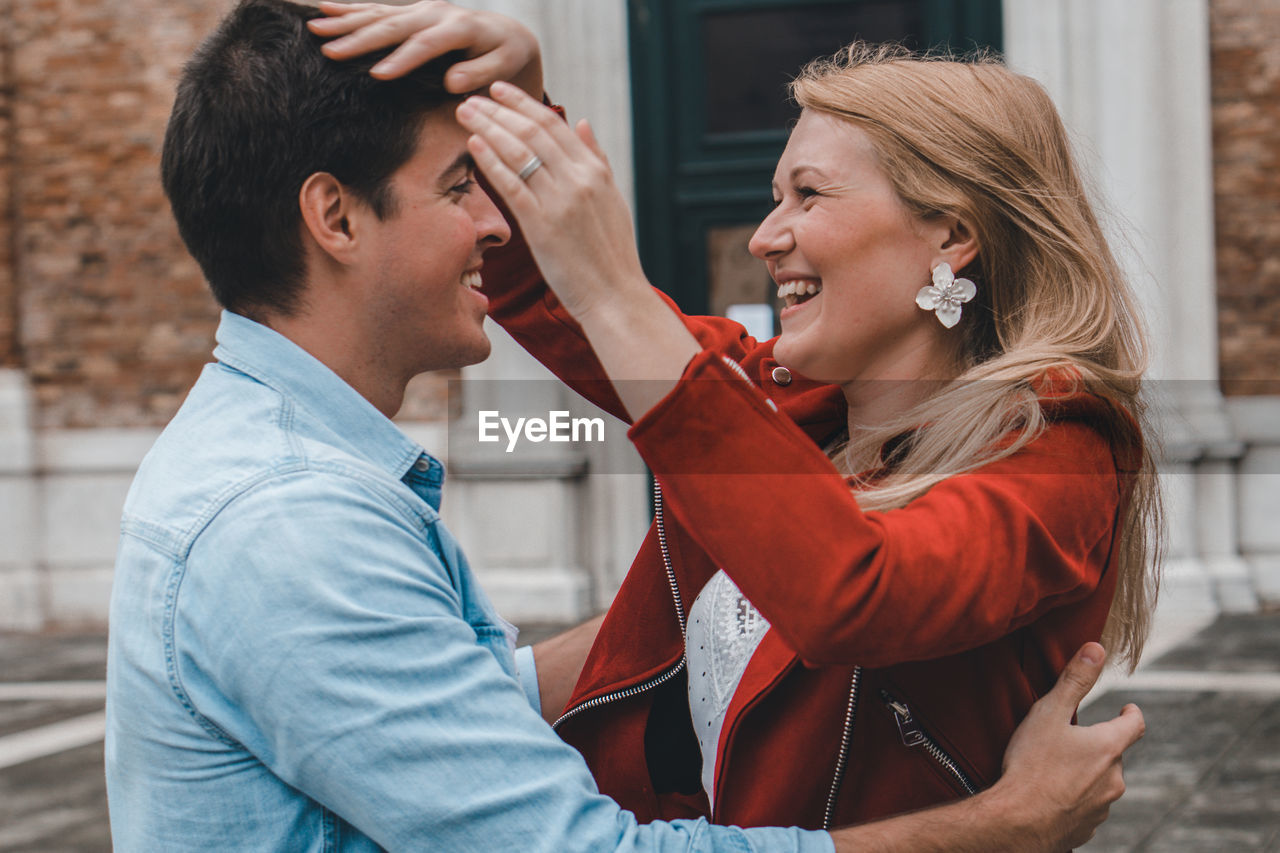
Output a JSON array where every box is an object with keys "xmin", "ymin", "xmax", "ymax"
[
  {"xmin": 776, "ymin": 281, "xmax": 821, "ymax": 299},
  {"xmin": 462, "ymin": 271, "xmax": 482, "ymax": 290}
]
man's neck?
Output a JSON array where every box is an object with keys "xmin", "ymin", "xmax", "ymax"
[{"xmin": 257, "ymin": 309, "xmax": 406, "ymax": 419}]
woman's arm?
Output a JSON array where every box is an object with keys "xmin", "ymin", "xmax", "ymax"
[
  {"xmin": 456, "ymin": 84, "xmax": 699, "ymax": 420},
  {"xmin": 634, "ymin": 350, "xmax": 1123, "ymax": 666}
]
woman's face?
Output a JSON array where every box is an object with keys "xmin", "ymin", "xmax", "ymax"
[{"xmin": 749, "ymin": 109, "xmax": 957, "ymax": 385}]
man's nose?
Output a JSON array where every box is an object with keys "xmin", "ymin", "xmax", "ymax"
[{"xmin": 474, "ymin": 191, "xmax": 511, "ymax": 247}]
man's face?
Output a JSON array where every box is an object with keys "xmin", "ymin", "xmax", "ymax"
[{"xmin": 357, "ymin": 108, "xmax": 511, "ymax": 379}]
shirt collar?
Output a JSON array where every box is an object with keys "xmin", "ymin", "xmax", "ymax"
[{"xmin": 212, "ymin": 310, "xmax": 439, "ymax": 484}]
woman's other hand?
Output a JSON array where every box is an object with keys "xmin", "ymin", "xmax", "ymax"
[
  {"xmin": 456, "ymin": 82, "xmax": 701, "ymax": 417},
  {"xmin": 308, "ymin": 1, "xmax": 543, "ymax": 98},
  {"xmin": 455, "ymin": 81, "xmax": 650, "ymax": 320}
]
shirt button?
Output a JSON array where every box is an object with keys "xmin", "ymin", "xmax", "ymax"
[
  {"xmin": 771, "ymin": 366, "xmax": 792, "ymax": 386},
  {"xmin": 414, "ymin": 458, "xmax": 431, "ymax": 473}
]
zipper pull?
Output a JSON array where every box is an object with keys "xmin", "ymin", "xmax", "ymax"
[{"xmin": 880, "ymin": 690, "xmax": 926, "ymax": 747}]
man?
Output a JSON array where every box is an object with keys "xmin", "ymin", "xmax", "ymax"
[{"xmin": 105, "ymin": 1, "xmax": 1142, "ymax": 850}]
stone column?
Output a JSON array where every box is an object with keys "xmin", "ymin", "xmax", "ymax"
[
  {"xmin": 0, "ymin": 370, "xmax": 42, "ymax": 629},
  {"xmin": 1003, "ymin": 0, "xmax": 1255, "ymax": 623}
]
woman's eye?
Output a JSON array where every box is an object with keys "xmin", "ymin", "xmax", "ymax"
[
  {"xmin": 450, "ymin": 177, "xmax": 477, "ymax": 195},
  {"xmin": 796, "ymin": 186, "xmax": 820, "ymax": 200}
]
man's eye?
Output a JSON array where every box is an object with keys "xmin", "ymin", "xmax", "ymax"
[{"xmin": 796, "ymin": 186, "xmax": 820, "ymax": 199}]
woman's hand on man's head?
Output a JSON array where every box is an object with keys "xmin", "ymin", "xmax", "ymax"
[{"xmin": 307, "ymin": 1, "xmax": 543, "ymax": 98}]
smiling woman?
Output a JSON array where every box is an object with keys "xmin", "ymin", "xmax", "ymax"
[
  {"xmin": 749, "ymin": 109, "xmax": 976, "ymax": 428},
  {"xmin": 456, "ymin": 44, "xmax": 1161, "ymax": 831}
]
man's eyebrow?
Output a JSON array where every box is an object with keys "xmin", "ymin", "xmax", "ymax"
[{"xmin": 437, "ymin": 151, "xmax": 475, "ymax": 186}]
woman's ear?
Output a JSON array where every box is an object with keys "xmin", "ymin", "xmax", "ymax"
[
  {"xmin": 935, "ymin": 215, "xmax": 980, "ymax": 275},
  {"xmin": 299, "ymin": 172, "xmax": 360, "ymax": 263}
]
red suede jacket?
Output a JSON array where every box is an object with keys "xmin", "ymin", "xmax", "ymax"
[{"xmin": 482, "ymin": 231, "xmax": 1140, "ymax": 830}]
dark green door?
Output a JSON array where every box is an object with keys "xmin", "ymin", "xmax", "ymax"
[{"xmin": 628, "ymin": 0, "xmax": 1002, "ymax": 337}]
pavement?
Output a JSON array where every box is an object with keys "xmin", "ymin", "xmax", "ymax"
[{"xmin": 1, "ymin": 614, "xmax": 1277, "ymax": 852}]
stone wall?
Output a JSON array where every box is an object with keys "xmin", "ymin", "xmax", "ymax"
[{"xmin": 1211, "ymin": 0, "xmax": 1280, "ymax": 396}]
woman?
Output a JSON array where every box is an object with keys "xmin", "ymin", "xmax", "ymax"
[{"xmin": 316, "ymin": 5, "xmax": 1160, "ymax": 832}]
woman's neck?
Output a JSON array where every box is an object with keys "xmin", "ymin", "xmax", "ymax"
[{"xmin": 837, "ymin": 349, "xmax": 965, "ymax": 472}]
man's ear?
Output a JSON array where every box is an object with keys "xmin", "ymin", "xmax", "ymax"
[
  {"xmin": 933, "ymin": 215, "xmax": 981, "ymax": 275},
  {"xmin": 299, "ymin": 172, "xmax": 362, "ymax": 264}
]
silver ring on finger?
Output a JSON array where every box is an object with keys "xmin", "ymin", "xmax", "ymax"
[{"xmin": 517, "ymin": 155, "xmax": 543, "ymax": 182}]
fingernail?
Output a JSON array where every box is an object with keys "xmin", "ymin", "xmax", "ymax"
[
  {"xmin": 1079, "ymin": 645, "xmax": 1103, "ymax": 665},
  {"xmin": 491, "ymin": 80, "xmax": 514, "ymax": 95},
  {"xmin": 371, "ymin": 61, "xmax": 392, "ymax": 75},
  {"xmin": 456, "ymin": 100, "xmax": 476, "ymax": 119}
]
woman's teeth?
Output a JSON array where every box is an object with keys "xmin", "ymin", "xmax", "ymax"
[
  {"xmin": 461, "ymin": 271, "xmax": 482, "ymax": 290},
  {"xmin": 776, "ymin": 280, "xmax": 821, "ymax": 306}
]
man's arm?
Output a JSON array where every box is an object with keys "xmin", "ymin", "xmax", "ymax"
[
  {"xmin": 186, "ymin": 475, "xmax": 834, "ymax": 853},
  {"xmin": 829, "ymin": 643, "xmax": 1142, "ymax": 853},
  {"xmin": 531, "ymin": 613, "xmax": 605, "ymax": 723}
]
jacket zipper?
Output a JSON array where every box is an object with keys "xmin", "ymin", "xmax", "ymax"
[
  {"xmin": 553, "ymin": 478, "xmax": 687, "ymax": 731},
  {"xmin": 821, "ymin": 667, "xmax": 861, "ymax": 830},
  {"xmin": 879, "ymin": 689, "xmax": 978, "ymax": 795}
]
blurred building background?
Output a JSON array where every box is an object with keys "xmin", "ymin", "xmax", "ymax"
[{"xmin": 0, "ymin": 0, "xmax": 1276, "ymax": 633}]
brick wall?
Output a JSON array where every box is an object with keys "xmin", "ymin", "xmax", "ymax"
[
  {"xmin": 1211, "ymin": 0, "xmax": 1280, "ymax": 396},
  {"xmin": 3, "ymin": 0, "xmax": 450, "ymax": 429},
  {"xmin": 11, "ymin": 0, "xmax": 1272, "ymax": 422},
  {"xmin": 9, "ymin": 0, "xmax": 230, "ymax": 427},
  {"xmin": 1, "ymin": 1, "xmax": 16, "ymax": 369}
]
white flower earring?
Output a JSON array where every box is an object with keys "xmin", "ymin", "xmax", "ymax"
[{"xmin": 915, "ymin": 262, "xmax": 976, "ymax": 329}]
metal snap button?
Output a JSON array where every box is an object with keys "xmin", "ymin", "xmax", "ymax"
[
  {"xmin": 414, "ymin": 458, "xmax": 431, "ymax": 473},
  {"xmin": 771, "ymin": 366, "xmax": 792, "ymax": 386}
]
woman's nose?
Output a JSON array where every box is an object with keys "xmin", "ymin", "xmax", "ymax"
[{"xmin": 748, "ymin": 208, "xmax": 792, "ymax": 260}]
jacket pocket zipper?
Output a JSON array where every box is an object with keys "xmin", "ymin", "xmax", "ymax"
[{"xmin": 879, "ymin": 689, "xmax": 979, "ymax": 796}]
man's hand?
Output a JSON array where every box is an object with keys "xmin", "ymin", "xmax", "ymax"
[
  {"xmin": 307, "ymin": 1, "xmax": 543, "ymax": 97},
  {"xmin": 994, "ymin": 641, "xmax": 1146, "ymax": 849},
  {"xmin": 829, "ymin": 643, "xmax": 1144, "ymax": 853}
]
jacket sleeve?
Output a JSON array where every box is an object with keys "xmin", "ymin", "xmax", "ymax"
[
  {"xmin": 627, "ymin": 350, "xmax": 1125, "ymax": 668},
  {"xmin": 480, "ymin": 216, "xmax": 756, "ymax": 424}
]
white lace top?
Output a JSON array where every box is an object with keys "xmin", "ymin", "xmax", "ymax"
[{"xmin": 685, "ymin": 569, "xmax": 770, "ymax": 809}]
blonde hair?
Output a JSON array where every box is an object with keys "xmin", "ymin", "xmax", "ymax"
[{"xmin": 792, "ymin": 43, "xmax": 1162, "ymax": 671}]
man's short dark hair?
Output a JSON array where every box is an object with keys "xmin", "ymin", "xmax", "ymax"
[{"xmin": 162, "ymin": 0, "xmax": 462, "ymax": 318}]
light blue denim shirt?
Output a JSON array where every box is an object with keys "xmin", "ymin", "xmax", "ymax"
[{"xmin": 105, "ymin": 311, "xmax": 833, "ymax": 853}]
